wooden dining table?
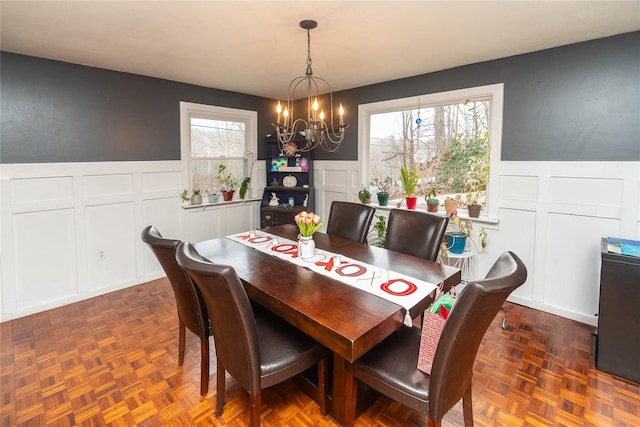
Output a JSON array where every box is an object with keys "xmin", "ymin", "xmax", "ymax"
[{"xmin": 193, "ymin": 223, "xmax": 461, "ymax": 425}]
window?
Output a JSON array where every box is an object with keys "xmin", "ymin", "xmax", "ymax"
[
  {"xmin": 359, "ymin": 84, "xmax": 503, "ymax": 217},
  {"xmin": 180, "ymin": 102, "xmax": 257, "ymax": 197}
]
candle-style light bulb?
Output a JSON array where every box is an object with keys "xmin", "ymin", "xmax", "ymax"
[
  {"xmin": 312, "ymin": 98, "xmax": 319, "ymax": 111},
  {"xmin": 283, "ymin": 108, "xmax": 289, "ymax": 127},
  {"xmin": 338, "ymin": 103, "xmax": 344, "ymax": 125},
  {"xmin": 319, "ymin": 110, "xmax": 325, "ymax": 121},
  {"xmin": 276, "ymin": 102, "xmax": 282, "ymax": 124}
]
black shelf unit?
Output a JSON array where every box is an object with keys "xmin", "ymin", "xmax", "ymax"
[
  {"xmin": 260, "ymin": 133, "xmax": 314, "ymax": 228},
  {"xmin": 596, "ymin": 238, "xmax": 640, "ymax": 384}
]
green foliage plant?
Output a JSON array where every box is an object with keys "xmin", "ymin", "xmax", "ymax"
[
  {"xmin": 400, "ymin": 166, "xmax": 420, "ymax": 198},
  {"xmin": 216, "ymin": 164, "xmax": 239, "ymax": 191}
]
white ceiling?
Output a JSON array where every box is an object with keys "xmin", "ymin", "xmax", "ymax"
[{"xmin": 2, "ymin": 1, "xmax": 639, "ymax": 100}]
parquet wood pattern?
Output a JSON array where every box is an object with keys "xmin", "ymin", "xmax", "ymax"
[{"xmin": 1, "ymin": 278, "xmax": 639, "ymax": 426}]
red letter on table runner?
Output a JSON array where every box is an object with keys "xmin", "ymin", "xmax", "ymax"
[
  {"xmin": 380, "ymin": 279, "xmax": 417, "ymax": 296},
  {"xmin": 334, "ymin": 263, "xmax": 367, "ymax": 278}
]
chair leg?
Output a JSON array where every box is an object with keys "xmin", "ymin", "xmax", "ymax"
[
  {"xmin": 316, "ymin": 357, "xmax": 328, "ymax": 415},
  {"xmin": 200, "ymin": 338, "xmax": 209, "ymax": 396},
  {"xmin": 178, "ymin": 320, "xmax": 186, "ymax": 365},
  {"xmin": 216, "ymin": 362, "xmax": 225, "ymax": 416},
  {"xmin": 462, "ymin": 382, "xmax": 474, "ymax": 427},
  {"xmin": 249, "ymin": 392, "xmax": 261, "ymax": 427},
  {"xmin": 427, "ymin": 416, "xmax": 442, "ymax": 427},
  {"xmin": 500, "ymin": 304, "xmax": 508, "ymax": 329}
]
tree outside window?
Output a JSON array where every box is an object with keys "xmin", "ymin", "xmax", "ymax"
[{"xmin": 369, "ymin": 99, "xmax": 490, "ymax": 209}]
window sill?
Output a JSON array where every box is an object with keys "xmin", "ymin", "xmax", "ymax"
[
  {"xmin": 367, "ymin": 202, "xmax": 500, "ymax": 225},
  {"xmin": 181, "ymin": 197, "xmax": 261, "ymax": 209}
]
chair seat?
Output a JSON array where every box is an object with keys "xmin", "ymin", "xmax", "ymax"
[
  {"xmin": 257, "ymin": 314, "xmax": 328, "ymax": 388},
  {"xmin": 350, "ymin": 326, "xmax": 430, "ymax": 412}
]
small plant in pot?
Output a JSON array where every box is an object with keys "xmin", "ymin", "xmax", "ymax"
[
  {"xmin": 465, "ymin": 155, "xmax": 489, "ymax": 218},
  {"xmin": 217, "ymin": 164, "xmax": 239, "ymax": 202},
  {"xmin": 358, "ymin": 186, "xmax": 371, "ymax": 204},
  {"xmin": 370, "ymin": 176, "xmax": 394, "ymax": 206},
  {"xmin": 400, "ymin": 166, "xmax": 420, "ymax": 210},
  {"xmin": 191, "ymin": 189, "xmax": 203, "ymax": 205},
  {"xmin": 441, "ymin": 209, "xmax": 488, "ymax": 255},
  {"xmin": 425, "ymin": 189, "xmax": 439, "ymax": 213},
  {"xmin": 180, "ymin": 189, "xmax": 190, "ymax": 205}
]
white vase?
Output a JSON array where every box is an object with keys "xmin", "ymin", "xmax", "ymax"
[{"xmin": 297, "ymin": 234, "xmax": 315, "ymax": 259}]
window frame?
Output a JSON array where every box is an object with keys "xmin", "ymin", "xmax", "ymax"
[
  {"xmin": 357, "ymin": 84, "xmax": 503, "ymax": 220},
  {"xmin": 179, "ymin": 101, "xmax": 258, "ymax": 197}
]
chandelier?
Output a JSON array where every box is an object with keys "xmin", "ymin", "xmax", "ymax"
[{"xmin": 273, "ymin": 20, "xmax": 348, "ymax": 153}]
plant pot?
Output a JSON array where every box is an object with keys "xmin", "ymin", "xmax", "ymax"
[
  {"xmin": 221, "ymin": 190, "xmax": 235, "ymax": 201},
  {"xmin": 297, "ymin": 234, "xmax": 316, "ymax": 259},
  {"xmin": 209, "ymin": 194, "xmax": 218, "ymax": 203},
  {"xmin": 445, "ymin": 232, "xmax": 467, "ymax": 254},
  {"xmin": 406, "ymin": 196, "xmax": 417, "ymax": 210},
  {"xmin": 444, "ymin": 199, "xmax": 459, "ymax": 215},
  {"xmin": 191, "ymin": 194, "xmax": 202, "ymax": 205},
  {"xmin": 376, "ymin": 192, "xmax": 389, "ymax": 206},
  {"xmin": 426, "ymin": 198, "xmax": 439, "ymax": 213},
  {"xmin": 468, "ymin": 203, "xmax": 481, "ymax": 218}
]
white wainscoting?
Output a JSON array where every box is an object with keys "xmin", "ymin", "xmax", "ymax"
[
  {"xmin": 313, "ymin": 160, "xmax": 640, "ymax": 326},
  {"xmin": 1, "ymin": 161, "xmax": 260, "ymax": 321}
]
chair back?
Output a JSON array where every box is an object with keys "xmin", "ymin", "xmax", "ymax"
[
  {"xmin": 384, "ymin": 210, "xmax": 448, "ymax": 261},
  {"xmin": 141, "ymin": 226, "xmax": 209, "ymax": 339},
  {"xmin": 428, "ymin": 251, "xmax": 527, "ymax": 420},
  {"xmin": 175, "ymin": 242, "xmax": 261, "ymax": 395},
  {"xmin": 326, "ymin": 201, "xmax": 376, "ymax": 243}
]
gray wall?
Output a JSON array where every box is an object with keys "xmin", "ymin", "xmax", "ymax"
[{"xmin": 2, "ymin": 31, "xmax": 638, "ymax": 163}]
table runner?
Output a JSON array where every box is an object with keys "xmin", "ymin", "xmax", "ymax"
[{"xmin": 226, "ymin": 230, "xmax": 439, "ymax": 325}]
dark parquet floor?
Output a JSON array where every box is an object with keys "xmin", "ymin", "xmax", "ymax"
[{"xmin": 1, "ymin": 277, "xmax": 639, "ymax": 426}]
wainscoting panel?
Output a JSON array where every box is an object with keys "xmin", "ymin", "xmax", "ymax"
[
  {"xmin": 544, "ymin": 212, "xmax": 620, "ymax": 318},
  {"xmin": 10, "ymin": 176, "xmax": 74, "ymax": 204},
  {"xmin": 83, "ymin": 174, "xmax": 133, "ymax": 197},
  {"xmin": 12, "ymin": 209, "xmax": 78, "ymax": 310},
  {"xmin": 85, "ymin": 202, "xmax": 136, "ymax": 291},
  {"xmin": 499, "ymin": 175, "xmax": 538, "ymax": 202},
  {"xmin": 548, "ymin": 176, "xmax": 623, "ymax": 207},
  {"xmin": 140, "ymin": 197, "xmax": 183, "ymax": 275},
  {"xmin": 141, "ymin": 171, "xmax": 181, "ymax": 193}
]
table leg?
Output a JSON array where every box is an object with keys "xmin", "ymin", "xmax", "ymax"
[{"xmin": 332, "ymin": 352, "xmax": 354, "ymax": 426}]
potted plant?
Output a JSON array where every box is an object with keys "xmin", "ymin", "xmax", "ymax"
[
  {"xmin": 370, "ymin": 215, "xmax": 387, "ymax": 247},
  {"xmin": 370, "ymin": 176, "xmax": 394, "ymax": 206},
  {"xmin": 180, "ymin": 189, "xmax": 190, "ymax": 206},
  {"xmin": 358, "ymin": 186, "xmax": 371, "ymax": 204},
  {"xmin": 239, "ymin": 177, "xmax": 251, "ymax": 200},
  {"xmin": 191, "ymin": 189, "xmax": 202, "ymax": 205},
  {"xmin": 217, "ymin": 164, "xmax": 239, "ymax": 201},
  {"xmin": 444, "ymin": 197, "xmax": 459, "ymax": 215},
  {"xmin": 425, "ymin": 189, "xmax": 439, "ymax": 213},
  {"xmin": 441, "ymin": 209, "xmax": 488, "ymax": 255},
  {"xmin": 400, "ymin": 166, "xmax": 420, "ymax": 210},
  {"xmin": 465, "ymin": 155, "xmax": 490, "ymax": 218}
]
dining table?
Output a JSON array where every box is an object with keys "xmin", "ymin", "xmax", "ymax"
[{"xmin": 193, "ymin": 223, "xmax": 461, "ymax": 425}]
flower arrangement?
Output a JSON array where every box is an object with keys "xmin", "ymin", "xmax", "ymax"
[
  {"xmin": 294, "ymin": 211, "xmax": 324, "ymax": 237},
  {"xmin": 442, "ymin": 209, "xmax": 488, "ymax": 254}
]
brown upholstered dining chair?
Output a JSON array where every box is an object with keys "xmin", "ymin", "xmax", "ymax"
[
  {"xmin": 141, "ymin": 225, "xmax": 212, "ymax": 396},
  {"xmin": 326, "ymin": 201, "xmax": 376, "ymax": 243},
  {"xmin": 384, "ymin": 209, "xmax": 449, "ymax": 261},
  {"xmin": 344, "ymin": 251, "xmax": 527, "ymax": 427},
  {"xmin": 175, "ymin": 242, "xmax": 330, "ymax": 427}
]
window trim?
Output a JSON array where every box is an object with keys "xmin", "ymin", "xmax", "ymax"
[
  {"xmin": 179, "ymin": 101, "xmax": 258, "ymax": 196},
  {"xmin": 357, "ymin": 83, "xmax": 503, "ymax": 219}
]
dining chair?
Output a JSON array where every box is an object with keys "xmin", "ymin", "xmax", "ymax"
[
  {"xmin": 326, "ymin": 201, "xmax": 376, "ymax": 243},
  {"xmin": 140, "ymin": 225, "xmax": 212, "ymax": 396},
  {"xmin": 175, "ymin": 242, "xmax": 330, "ymax": 427},
  {"xmin": 384, "ymin": 209, "xmax": 449, "ymax": 261},
  {"xmin": 343, "ymin": 251, "xmax": 527, "ymax": 427}
]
